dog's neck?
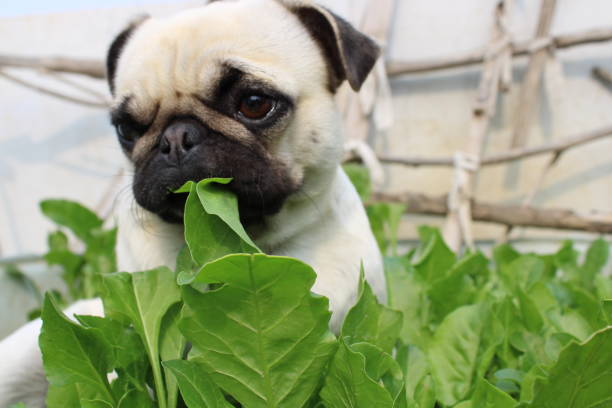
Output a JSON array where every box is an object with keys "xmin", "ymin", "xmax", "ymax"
[{"xmin": 247, "ymin": 163, "xmax": 341, "ymax": 251}]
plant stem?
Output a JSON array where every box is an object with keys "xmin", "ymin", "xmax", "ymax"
[{"xmin": 151, "ymin": 357, "xmax": 167, "ymax": 408}]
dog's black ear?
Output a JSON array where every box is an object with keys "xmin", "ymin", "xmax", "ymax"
[
  {"xmin": 285, "ymin": 2, "xmax": 380, "ymax": 92},
  {"xmin": 106, "ymin": 16, "xmax": 148, "ymax": 95}
]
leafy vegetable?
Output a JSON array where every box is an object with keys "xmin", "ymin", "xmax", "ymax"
[
  {"xmin": 163, "ymin": 359, "xmax": 232, "ymax": 408},
  {"xmin": 38, "ymin": 199, "xmax": 117, "ymax": 305},
  {"xmin": 530, "ymin": 327, "xmax": 612, "ymax": 407},
  {"xmin": 427, "ymin": 304, "xmax": 485, "ymax": 406},
  {"xmin": 180, "ymin": 253, "xmax": 337, "ymax": 407},
  {"xmin": 37, "ymin": 173, "xmax": 612, "ymax": 407},
  {"xmin": 176, "ymin": 178, "xmax": 259, "ymax": 284},
  {"xmin": 465, "ymin": 377, "xmax": 518, "ymax": 407},
  {"xmin": 101, "ymin": 267, "xmax": 181, "ymax": 408},
  {"xmin": 40, "ymin": 199, "xmax": 103, "ymax": 243},
  {"xmin": 40, "ymin": 295, "xmax": 115, "ymax": 406},
  {"xmin": 319, "ymin": 339, "xmax": 394, "ymax": 408},
  {"xmin": 341, "ymin": 268, "xmax": 402, "ymax": 353}
]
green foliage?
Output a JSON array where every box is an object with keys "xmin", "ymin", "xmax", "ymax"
[
  {"xmin": 180, "ymin": 254, "xmax": 337, "ymax": 408},
  {"xmin": 427, "ymin": 304, "xmax": 485, "ymax": 406},
  {"xmin": 40, "ymin": 295, "xmax": 116, "ymax": 405},
  {"xmin": 3, "ymin": 199, "xmax": 117, "ymax": 322},
  {"xmin": 341, "ymin": 268, "xmax": 402, "ymax": 353},
  {"xmin": 101, "ymin": 267, "xmax": 181, "ymax": 408},
  {"xmin": 163, "ymin": 360, "xmax": 231, "ymax": 408},
  {"xmin": 366, "ymin": 203, "xmax": 406, "ymax": 256},
  {"xmin": 382, "ymin": 233, "xmax": 612, "ymax": 408},
  {"xmin": 40, "ymin": 199, "xmax": 103, "ymax": 243},
  {"xmin": 42, "ymin": 199, "xmax": 117, "ymax": 303},
  {"xmin": 38, "ymin": 174, "xmax": 612, "ymax": 407},
  {"xmin": 176, "ymin": 178, "xmax": 259, "ymax": 284},
  {"xmin": 319, "ymin": 339, "xmax": 394, "ymax": 408},
  {"xmin": 530, "ymin": 327, "xmax": 612, "ymax": 408}
]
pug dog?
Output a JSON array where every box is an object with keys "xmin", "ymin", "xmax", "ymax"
[{"xmin": 0, "ymin": 0, "xmax": 386, "ymax": 406}]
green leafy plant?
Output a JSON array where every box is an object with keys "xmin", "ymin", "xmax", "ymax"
[
  {"xmin": 40, "ymin": 199, "xmax": 117, "ymax": 301},
  {"xmin": 2, "ymin": 200, "xmax": 117, "ymax": 322},
  {"xmin": 36, "ymin": 174, "xmax": 612, "ymax": 407}
]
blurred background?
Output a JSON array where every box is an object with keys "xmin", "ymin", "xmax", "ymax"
[{"xmin": 1, "ymin": 0, "xmax": 611, "ymax": 337}]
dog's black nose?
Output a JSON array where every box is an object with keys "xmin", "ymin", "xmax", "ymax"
[{"xmin": 160, "ymin": 119, "xmax": 203, "ymax": 162}]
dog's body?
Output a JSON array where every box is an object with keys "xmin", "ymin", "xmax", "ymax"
[{"xmin": 0, "ymin": 1, "xmax": 385, "ymax": 406}]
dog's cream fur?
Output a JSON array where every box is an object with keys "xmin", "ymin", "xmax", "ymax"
[{"xmin": 0, "ymin": 1, "xmax": 385, "ymax": 406}]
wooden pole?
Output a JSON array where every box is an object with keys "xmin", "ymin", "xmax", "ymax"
[
  {"xmin": 442, "ymin": 0, "xmax": 513, "ymax": 251},
  {"xmin": 509, "ymin": 0, "xmax": 558, "ymax": 148},
  {"xmin": 372, "ymin": 191, "xmax": 612, "ymax": 234}
]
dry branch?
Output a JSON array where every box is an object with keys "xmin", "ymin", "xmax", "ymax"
[
  {"xmin": 377, "ymin": 124, "xmax": 612, "ymax": 167},
  {"xmin": 372, "ymin": 191, "xmax": 612, "ymax": 234},
  {"xmin": 0, "ymin": 27, "xmax": 610, "ymax": 81},
  {"xmin": 46, "ymin": 71, "xmax": 109, "ymax": 101},
  {"xmin": 0, "ymin": 55, "xmax": 105, "ymax": 79},
  {"xmin": 0, "ymin": 70, "xmax": 109, "ymax": 108},
  {"xmin": 592, "ymin": 66, "xmax": 612, "ymax": 87},
  {"xmin": 386, "ymin": 26, "xmax": 612, "ymax": 76}
]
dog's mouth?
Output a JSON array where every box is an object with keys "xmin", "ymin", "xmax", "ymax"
[
  {"xmin": 130, "ymin": 127, "xmax": 300, "ymax": 226},
  {"xmin": 140, "ymin": 179, "xmax": 298, "ymax": 226},
  {"xmin": 157, "ymin": 192, "xmax": 189, "ymax": 224}
]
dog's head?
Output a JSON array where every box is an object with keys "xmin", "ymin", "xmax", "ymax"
[{"xmin": 106, "ymin": 0, "xmax": 379, "ymax": 223}]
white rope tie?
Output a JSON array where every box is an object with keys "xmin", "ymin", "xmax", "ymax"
[
  {"xmin": 447, "ymin": 152, "xmax": 480, "ymax": 211},
  {"xmin": 446, "ymin": 152, "xmax": 480, "ymax": 249}
]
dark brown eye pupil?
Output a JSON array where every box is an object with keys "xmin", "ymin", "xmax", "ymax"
[
  {"xmin": 116, "ymin": 123, "xmax": 139, "ymax": 143},
  {"xmin": 239, "ymin": 95, "xmax": 273, "ymax": 120}
]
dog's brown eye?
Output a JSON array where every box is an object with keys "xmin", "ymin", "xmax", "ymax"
[{"xmin": 238, "ymin": 95, "xmax": 274, "ymax": 120}]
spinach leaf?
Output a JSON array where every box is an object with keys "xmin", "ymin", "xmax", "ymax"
[
  {"xmin": 40, "ymin": 295, "xmax": 115, "ymax": 407},
  {"xmin": 320, "ymin": 339, "xmax": 394, "ymax": 408},
  {"xmin": 163, "ymin": 359, "xmax": 232, "ymax": 408},
  {"xmin": 101, "ymin": 267, "xmax": 181, "ymax": 408},
  {"xmin": 179, "ymin": 253, "xmax": 336, "ymax": 408}
]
